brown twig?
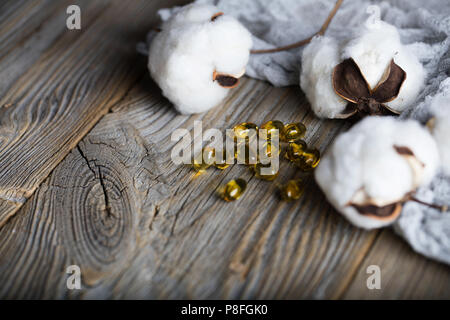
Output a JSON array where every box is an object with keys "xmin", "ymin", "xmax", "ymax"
[
  {"xmin": 250, "ymin": 0, "xmax": 344, "ymax": 54},
  {"xmin": 410, "ymin": 196, "xmax": 448, "ymax": 212}
]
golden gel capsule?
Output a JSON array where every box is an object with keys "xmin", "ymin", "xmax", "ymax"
[
  {"xmin": 283, "ymin": 122, "xmax": 306, "ymax": 142},
  {"xmin": 213, "ymin": 148, "xmax": 230, "ymax": 170},
  {"xmin": 280, "ymin": 179, "xmax": 305, "ymax": 201},
  {"xmin": 284, "ymin": 140, "xmax": 307, "ymax": 162},
  {"xmin": 260, "ymin": 120, "xmax": 284, "ymax": 140},
  {"xmin": 193, "ymin": 147, "xmax": 215, "ymax": 172},
  {"xmin": 296, "ymin": 148, "xmax": 320, "ymax": 171},
  {"xmin": 214, "ymin": 162, "xmax": 230, "ymax": 170},
  {"xmin": 221, "ymin": 178, "xmax": 247, "ymax": 201},
  {"xmin": 232, "ymin": 122, "xmax": 258, "ymax": 140},
  {"xmin": 193, "ymin": 160, "xmax": 209, "ymax": 173},
  {"xmin": 261, "ymin": 140, "xmax": 281, "ymax": 158},
  {"xmin": 253, "ymin": 163, "xmax": 278, "ymax": 181},
  {"xmin": 235, "ymin": 142, "xmax": 258, "ymax": 165}
]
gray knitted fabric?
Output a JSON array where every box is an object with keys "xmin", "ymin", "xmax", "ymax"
[{"xmin": 142, "ymin": 0, "xmax": 450, "ymax": 265}]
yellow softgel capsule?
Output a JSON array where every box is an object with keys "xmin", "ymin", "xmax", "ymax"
[
  {"xmin": 221, "ymin": 178, "xmax": 247, "ymax": 201},
  {"xmin": 214, "ymin": 148, "xmax": 230, "ymax": 170},
  {"xmin": 280, "ymin": 179, "xmax": 305, "ymax": 201},
  {"xmin": 232, "ymin": 122, "xmax": 258, "ymax": 140},
  {"xmin": 214, "ymin": 162, "xmax": 230, "ymax": 170},
  {"xmin": 260, "ymin": 120, "xmax": 284, "ymax": 140},
  {"xmin": 235, "ymin": 142, "xmax": 258, "ymax": 165},
  {"xmin": 193, "ymin": 147, "xmax": 215, "ymax": 172},
  {"xmin": 193, "ymin": 160, "xmax": 209, "ymax": 172},
  {"xmin": 296, "ymin": 148, "xmax": 320, "ymax": 171},
  {"xmin": 284, "ymin": 140, "xmax": 307, "ymax": 162},
  {"xmin": 253, "ymin": 163, "xmax": 279, "ymax": 181},
  {"xmin": 283, "ymin": 122, "xmax": 306, "ymax": 142},
  {"xmin": 261, "ymin": 140, "xmax": 281, "ymax": 158}
]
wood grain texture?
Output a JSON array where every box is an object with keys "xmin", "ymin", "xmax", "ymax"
[
  {"xmin": 343, "ymin": 229, "xmax": 450, "ymax": 299},
  {"xmin": 0, "ymin": 0, "xmax": 111, "ymax": 97},
  {"xmin": 0, "ymin": 75, "xmax": 381, "ymax": 299},
  {"xmin": 0, "ymin": 0, "xmax": 188, "ymax": 227}
]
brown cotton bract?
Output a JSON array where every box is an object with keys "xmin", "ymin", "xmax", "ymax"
[
  {"xmin": 212, "ymin": 70, "xmax": 240, "ymax": 88},
  {"xmin": 332, "ymin": 58, "xmax": 407, "ymax": 118}
]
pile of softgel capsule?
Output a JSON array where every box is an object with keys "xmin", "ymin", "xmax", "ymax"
[{"xmin": 191, "ymin": 120, "xmax": 321, "ymax": 202}]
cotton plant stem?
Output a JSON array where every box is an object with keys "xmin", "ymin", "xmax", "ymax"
[
  {"xmin": 410, "ymin": 196, "xmax": 448, "ymax": 212},
  {"xmin": 250, "ymin": 0, "xmax": 344, "ymax": 54}
]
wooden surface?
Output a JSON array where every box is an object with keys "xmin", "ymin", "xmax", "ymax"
[{"xmin": 0, "ymin": 0, "xmax": 449, "ymax": 299}]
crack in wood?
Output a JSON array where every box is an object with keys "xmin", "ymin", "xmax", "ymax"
[{"xmin": 76, "ymin": 144, "xmax": 118, "ymax": 220}]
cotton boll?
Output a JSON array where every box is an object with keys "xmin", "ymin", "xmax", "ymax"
[
  {"xmin": 315, "ymin": 117, "xmax": 440, "ymax": 229},
  {"xmin": 361, "ymin": 145, "xmax": 413, "ymax": 203},
  {"xmin": 209, "ymin": 16, "xmax": 253, "ymax": 75},
  {"xmin": 343, "ymin": 21, "xmax": 425, "ymax": 114},
  {"xmin": 300, "ymin": 36, "xmax": 347, "ymax": 118},
  {"xmin": 429, "ymin": 94, "xmax": 450, "ymax": 175},
  {"xmin": 383, "ymin": 48, "xmax": 425, "ymax": 112},
  {"xmin": 148, "ymin": 4, "xmax": 252, "ymax": 114},
  {"xmin": 342, "ymin": 21, "xmax": 402, "ymax": 89}
]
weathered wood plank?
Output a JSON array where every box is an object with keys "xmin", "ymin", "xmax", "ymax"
[
  {"xmin": 0, "ymin": 181, "xmax": 71, "ymax": 299},
  {"xmin": 0, "ymin": 74, "xmax": 381, "ymax": 299},
  {"xmin": 2, "ymin": 0, "xmax": 448, "ymax": 300},
  {"xmin": 342, "ymin": 229, "xmax": 450, "ymax": 299},
  {"xmin": 0, "ymin": 127, "xmax": 168, "ymax": 298},
  {"xmin": 0, "ymin": 0, "xmax": 112, "ymax": 97},
  {"xmin": 0, "ymin": 0, "xmax": 189, "ymax": 227},
  {"xmin": 0, "ymin": 0, "xmax": 64, "ymax": 58}
]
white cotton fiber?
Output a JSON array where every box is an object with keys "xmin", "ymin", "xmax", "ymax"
[
  {"xmin": 315, "ymin": 117, "xmax": 440, "ymax": 229},
  {"xmin": 148, "ymin": 4, "xmax": 252, "ymax": 114},
  {"xmin": 300, "ymin": 36, "xmax": 347, "ymax": 118},
  {"xmin": 343, "ymin": 21, "xmax": 426, "ymax": 113},
  {"xmin": 301, "ymin": 19, "xmax": 425, "ymax": 118}
]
